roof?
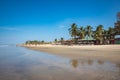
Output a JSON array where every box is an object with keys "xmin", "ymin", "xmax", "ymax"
[
  {"xmin": 82, "ymin": 36, "xmax": 95, "ymax": 40},
  {"xmin": 115, "ymin": 35, "xmax": 120, "ymax": 38}
]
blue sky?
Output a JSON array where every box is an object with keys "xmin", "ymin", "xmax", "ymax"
[{"xmin": 0, "ymin": 0, "xmax": 120, "ymax": 44}]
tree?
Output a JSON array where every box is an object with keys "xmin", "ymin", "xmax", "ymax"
[
  {"xmin": 108, "ymin": 27, "xmax": 115, "ymax": 44},
  {"xmin": 103, "ymin": 29, "xmax": 109, "ymax": 44},
  {"xmin": 68, "ymin": 23, "xmax": 78, "ymax": 44},
  {"xmin": 25, "ymin": 41, "xmax": 29, "ymax": 44},
  {"xmin": 41, "ymin": 40, "xmax": 45, "ymax": 44},
  {"xmin": 85, "ymin": 25, "xmax": 93, "ymax": 37},
  {"xmin": 60, "ymin": 37, "xmax": 64, "ymax": 44},
  {"xmin": 32, "ymin": 40, "xmax": 38, "ymax": 45},
  {"xmin": 77, "ymin": 26, "xmax": 85, "ymax": 39},
  {"xmin": 85, "ymin": 25, "xmax": 93, "ymax": 42},
  {"xmin": 114, "ymin": 21, "xmax": 120, "ymax": 35},
  {"xmin": 94, "ymin": 25, "xmax": 104, "ymax": 44},
  {"xmin": 54, "ymin": 38, "xmax": 57, "ymax": 43},
  {"xmin": 68, "ymin": 23, "xmax": 78, "ymax": 39},
  {"xmin": 108, "ymin": 27, "xmax": 115, "ymax": 39}
]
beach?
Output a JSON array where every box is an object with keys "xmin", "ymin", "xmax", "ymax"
[
  {"xmin": 24, "ymin": 44, "xmax": 120, "ymax": 64},
  {"xmin": 1, "ymin": 45, "xmax": 120, "ymax": 80}
]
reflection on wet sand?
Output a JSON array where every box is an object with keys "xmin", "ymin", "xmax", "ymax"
[
  {"xmin": 0, "ymin": 45, "xmax": 120, "ymax": 80},
  {"xmin": 116, "ymin": 63, "xmax": 120, "ymax": 77},
  {"xmin": 70, "ymin": 58, "xmax": 120, "ymax": 79},
  {"xmin": 70, "ymin": 59, "xmax": 78, "ymax": 68},
  {"xmin": 70, "ymin": 59, "xmax": 104, "ymax": 68},
  {"xmin": 87, "ymin": 59, "xmax": 93, "ymax": 65},
  {"xmin": 97, "ymin": 60, "xmax": 104, "ymax": 65}
]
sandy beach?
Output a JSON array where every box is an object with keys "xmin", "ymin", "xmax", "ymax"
[{"xmin": 24, "ymin": 44, "xmax": 120, "ymax": 64}]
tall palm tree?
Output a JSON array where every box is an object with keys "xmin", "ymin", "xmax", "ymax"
[
  {"xmin": 108, "ymin": 27, "xmax": 115, "ymax": 39},
  {"xmin": 68, "ymin": 23, "xmax": 78, "ymax": 44},
  {"xmin": 60, "ymin": 37, "xmax": 64, "ymax": 44},
  {"xmin": 108, "ymin": 27, "xmax": 115, "ymax": 44},
  {"xmin": 32, "ymin": 40, "xmax": 38, "ymax": 45},
  {"xmin": 77, "ymin": 26, "xmax": 85, "ymax": 39},
  {"xmin": 94, "ymin": 25, "xmax": 104, "ymax": 44},
  {"xmin": 54, "ymin": 38, "xmax": 57, "ymax": 43},
  {"xmin": 114, "ymin": 21, "xmax": 120, "ymax": 35},
  {"xmin": 85, "ymin": 25, "xmax": 93, "ymax": 40},
  {"xmin": 85, "ymin": 25, "xmax": 93, "ymax": 37},
  {"xmin": 41, "ymin": 40, "xmax": 45, "ymax": 44},
  {"xmin": 103, "ymin": 30, "xmax": 109, "ymax": 44},
  {"xmin": 68, "ymin": 23, "xmax": 78, "ymax": 39},
  {"xmin": 85, "ymin": 25, "xmax": 93, "ymax": 44},
  {"xmin": 25, "ymin": 41, "xmax": 29, "ymax": 44}
]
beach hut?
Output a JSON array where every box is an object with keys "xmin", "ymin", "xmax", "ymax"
[
  {"xmin": 77, "ymin": 36, "xmax": 95, "ymax": 45},
  {"xmin": 115, "ymin": 35, "xmax": 120, "ymax": 44},
  {"xmin": 114, "ymin": 12, "xmax": 120, "ymax": 44}
]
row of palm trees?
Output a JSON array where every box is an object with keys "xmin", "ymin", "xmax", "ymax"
[
  {"xmin": 25, "ymin": 40, "xmax": 46, "ymax": 45},
  {"xmin": 54, "ymin": 37, "xmax": 64, "ymax": 44},
  {"xmin": 24, "ymin": 23, "xmax": 118, "ymax": 45},
  {"xmin": 69, "ymin": 23, "xmax": 115, "ymax": 44}
]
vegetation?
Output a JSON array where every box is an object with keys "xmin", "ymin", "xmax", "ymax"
[
  {"xmin": 77, "ymin": 26, "xmax": 85, "ymax": 39},
  {"xmin": 68, "ymin": 23, "xmax": 117, "ymax": 44},
  {"xmin": 68, "ymin": 23, "xmax": 78, "ymax": 39},
  {"xmin": 60, "ymin": 37, "xmax": 64, "ymax": 44},
  {"xmin": 25, "ymin": 40, "xmax": 49, "ymax": 45},
  {"xmin": 25, "ymin": 13, "xmax": 120, "ymax": 45},
  {"xmin": 25, "ymin": 21, "xmax": 119, "ymax": 45}
]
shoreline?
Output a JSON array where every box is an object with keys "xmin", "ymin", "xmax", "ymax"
[{"xmin": 22, "ymin": 44, "xmax": 120, "ymax": 64}]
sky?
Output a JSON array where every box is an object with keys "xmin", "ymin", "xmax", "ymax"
[{"xmin": 0, "ymin": 0, "xmax": 120, "ymax": 44}]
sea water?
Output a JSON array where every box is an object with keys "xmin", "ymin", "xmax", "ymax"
[{"xmin": 0, "ymin": 44, "xmax": 120, "ymax": 80}]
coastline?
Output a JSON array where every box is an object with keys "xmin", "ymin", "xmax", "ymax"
[{"xmin": 22, "ymin": 44, "xmax": 120, "ymax": 64}]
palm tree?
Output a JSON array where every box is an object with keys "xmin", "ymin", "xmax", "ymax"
[
  {"xmin": 25, "ymin": 41, "xmax": 29, "ymax": 44},
  {"xmin": 41, "ymin": 40, "xmax": 45, "ymax": 44},
  {"xmin": 68, "ymin": 23, "xmax": 78, "ymax": 44},
  {"xmin": 32, "ymin": 40, "xmax": 38, "ymax": 45},
  {"xmin": 54, "ymin": 38, "xmax": 58, "ymax": 44},
  {"xmin": 77, "ymin": 26, "xmax": 85, "ymax": 39},
  {"xmin": 85, "ymin": 25, "xmax": 93, "ymax": 44},
  {"xmin": 94, "ymin": 25, "xmax": 104, "ymax": 44},
  {"xmin": 69, "ymin": 23, "xmax": 78, "ymax": 38},
  {"xmin": 103, "ymin": 29, "xmax": 109, "ymax": 44},
  {"xmin": 85, "ymin": 25, "xmax": 93, "ymax": 37},
  {"xmin": 29, "ymin": 40, "xmax": 33, "ymax": 45},
  {"xmin": 60, "ymin": 37, "xmax": 64, "ymax": 44},
  {"xmin": 108, "ymin": 27, "xmax": 115, "ymax": 44},
  {"xmin": 114, "ymin": 21, "xmax": 120, "ymax": 35}
]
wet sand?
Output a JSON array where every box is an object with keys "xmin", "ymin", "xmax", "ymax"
[
  {"xmin": 25, "ymin": 44, "xmax": 120, "ymax": 64},
  {"xmin": 1, "ymin": 45, "xmax": 120, "ymax": 80}
]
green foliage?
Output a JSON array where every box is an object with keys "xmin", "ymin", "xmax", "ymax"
[
  {"xmin": 25, "ymin": 40, "xmax": 47, "ymax": 45},
  {"xmin": 115, "ymin": 21, "xmax": 120, "ymax": 35},
  {"xmin": 77, "ymin": 26, "xmax": 85, "ymax": 39},
  {"xmin": 108, "ymin": 27, "xmax": 115, "ymax": 39},
  {"xmin": 68, "ymin": 23, "xmax": 78, "ymax": 38},
  {"xmin": 25, "ymin": 22, "xmax": 117, "ymax": 45},
  {"xmin": 85, "ymin": 25, "xmax": 93, "ymax": 39},
  {"xmin": 68, "ymin": 23, "xmax": 115, "ymax": 44},
  {"xmin": 54, "ymin": 38, "xmax": 57, "ymax": 43},
  {"xmin": 94, "ymin": 25, "xmax": 104, "ymax": 41}
]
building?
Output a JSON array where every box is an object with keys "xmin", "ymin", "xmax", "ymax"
[{"xmin": 114, "ymin": 12, "xmax": 120, "ymax": 44}]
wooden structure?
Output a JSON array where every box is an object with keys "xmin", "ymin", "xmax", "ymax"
[{"xmin": 114, "ymin": 12, "xmax": 120, "ymax": 44}]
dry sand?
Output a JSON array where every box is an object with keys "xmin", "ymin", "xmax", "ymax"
[{"xmin": 24, "ymin": 44, "xmax": 120, "ymax": 64}]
